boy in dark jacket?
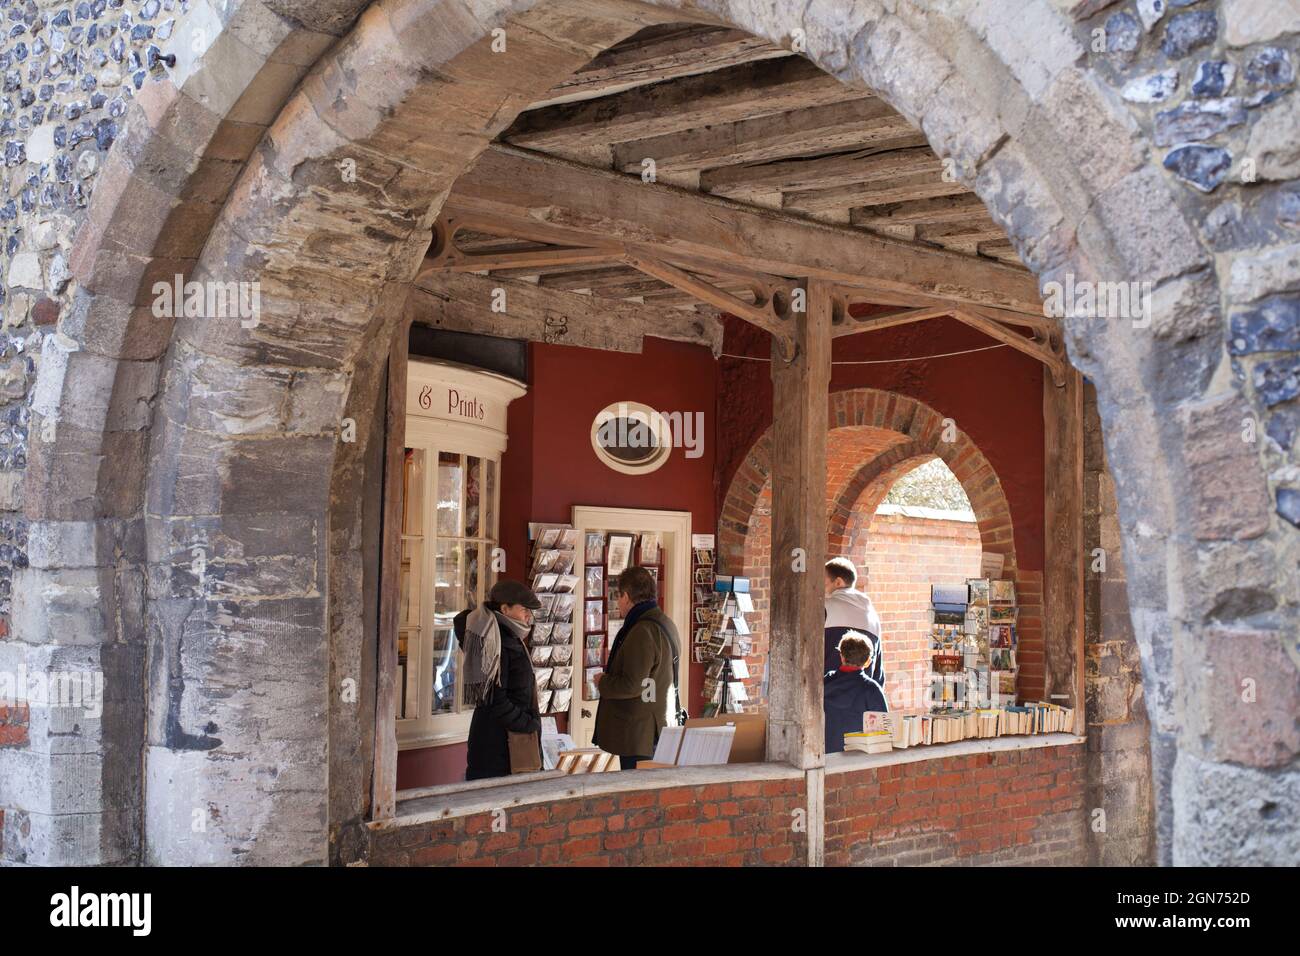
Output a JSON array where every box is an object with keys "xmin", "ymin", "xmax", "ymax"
[
  {"xmin": 824, "ymin": 632, "xmax": 888, "ymax": 755},
  {"xmin": 452, "ymin": 580, "xmax": 542, "ymax": 780}
]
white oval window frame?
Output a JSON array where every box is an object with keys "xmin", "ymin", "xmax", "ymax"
[{"xmin": 590, "ymin": 401, "xmax": 673, "ymax": 475}]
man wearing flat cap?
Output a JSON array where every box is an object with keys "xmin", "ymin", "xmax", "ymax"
[{"xmin": 453, "ymin": 580, "xmax": 543, "ymax": 780}]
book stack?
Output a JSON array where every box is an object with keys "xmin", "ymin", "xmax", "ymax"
[
  {"xmin": 528, "ymin": 523, "xmax": 581, "ymax": 715},
  {"xmin": 844, "ymin": 711, "xmax": 895, "ymax": 754}
]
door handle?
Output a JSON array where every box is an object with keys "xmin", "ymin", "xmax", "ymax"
[{"xmin": 581, "ymin": 708, "xmax": 593, "ymax": 718}]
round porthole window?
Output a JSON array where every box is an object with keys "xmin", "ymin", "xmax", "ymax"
[{"xmin": 591, "ymin": 401, "xmax": 672, "ymax": 475}]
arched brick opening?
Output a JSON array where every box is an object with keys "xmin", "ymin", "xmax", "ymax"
[
  {"xmin": 18, "ymin": 0, "xmax": 1295, "ymax": 865},
  {"xmin": 722, "ymin": 388, "xmax": 1038, "ymax": 707}
]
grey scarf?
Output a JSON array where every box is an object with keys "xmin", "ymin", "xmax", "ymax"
[{"xmin": 462, "ymin": 605, "xmax": 529, "ymax": 706}]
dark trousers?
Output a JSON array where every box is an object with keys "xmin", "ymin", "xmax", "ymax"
[{"xmin": 619, "ymin": 755, "xmax": 648, "ymax": 770}]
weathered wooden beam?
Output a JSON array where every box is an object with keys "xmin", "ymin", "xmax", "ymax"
[
  {"xmin": 449, "ymin": 145, "xmax": 1045, "ymax": 315},
  {"xmin": 767, "ymin": 278, "xmax": 832, "ymax": 773},
  {"xmin": 373, "ymin": 316, "xmax": 410, "ymax": 822},
  {"xmin": 408, "ymin": 271, "xmax": 723, "ymax": 355},
  {"xmin": 612, "ymin": 97, "xmax": 916, "ymax": 175},
  {"xmin": 532, "ymin": 25, "xmax": 791, "ymax": 108},
  {"xmin": 1043, "ymin": 368, "xmax": 1085, "ymax": 718},
  {"xmin": 785, "ymin": 168, "xmax": 963, "ymax": 214},
  {"xmin": 830, "ymin": 306, "xmax": 955, "ymax": 338},
  {"xmin": 849, "ymin": 193, "xmax": 988, "ymax": 228},
  {"xmin": 621, "ymin": 251, "xmax": 795, "ymax": 359},
  {"xmin": 702, "ymin": 145, "xmax": 940, "ymax": 201},
  {"xmin": 951, "ymin": 308, "xmax": 1065, "ymax": 384},
  {"xmin": 504, "ymin": 57, "xmax": 865, "ymax": 152}
]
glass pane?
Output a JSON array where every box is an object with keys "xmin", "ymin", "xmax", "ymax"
[
  {"xmin": 397, "ymin": 629, "xmax": 419, "ymax": 721},
  {"xmin": 436, "ymin": 452, "xmax": 463, "ymax": 538},
  {"xmin": 465, "ymin": 543, "xmax": 481, "ymax": 610},
  {"xmin": 402, "ymin": 449, "xmax": 425, "ymax": 537},
  {"xmin": 401, "ymin": 538, "xmax": 423, "ymax": 629},
  {"xmin": 432, "ymin": 540, "xmax": 466, "ymax": 715},
  {"xmin": 465, "ymin": 456, "xmax": 482, "ymax": 539},
  {"xmin": 484, "ymin": 459, "xmax": 497, "ymax": 540}
]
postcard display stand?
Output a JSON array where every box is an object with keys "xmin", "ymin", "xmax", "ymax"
[
  {"xmin": 701, "ymin": 575, "xmax": 754, "ymax": 717},
  {"xmin": 581, "ymin": 530, "xmax": 666, "ymax": 705},
  {"xmin": 928, "ymin": 578, "xmax": 1019, "ymax": 712},
  {"xmin": 527, "ymin": 523, "xmax": 580, "ymax": 720}
]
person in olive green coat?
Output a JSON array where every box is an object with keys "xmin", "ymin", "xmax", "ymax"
[{"xmin": 592, "ymin": 565, "xmax": 681, "ymax": 769}]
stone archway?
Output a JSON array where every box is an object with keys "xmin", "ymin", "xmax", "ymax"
[{"xmin": 18, "ymin": 0, "xmax": 1297, "ymax": 866}]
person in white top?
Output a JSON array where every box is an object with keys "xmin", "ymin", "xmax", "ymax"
[{"xmin": 823, "ymin": 557, "xmax": 885, "ymax": 687}]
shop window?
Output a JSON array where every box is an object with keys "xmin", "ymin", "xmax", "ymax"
[
  {"xmin": 397, "ymin": 360, "xmax": 523, "ymax": 748},
  {"xmin": 590, "ymin": 400, "xmax": 673, "ymax": 475}
]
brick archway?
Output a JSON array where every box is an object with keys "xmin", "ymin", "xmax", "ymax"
[
  {"xmin": 720, "ymin": 388, "xmax": 1042, "ymax": 704},
  {"xmin": 16, "ymin": 0, "xmax": 1296, "ymax": 865},
  {"xmin": 721, "ymin": 390, "xmax": 1018, "ymax": 576}
]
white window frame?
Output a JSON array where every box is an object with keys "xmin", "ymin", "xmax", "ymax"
[{"xmin": 397, "ymin": 361, "xmax": 525, "ymax": 751}]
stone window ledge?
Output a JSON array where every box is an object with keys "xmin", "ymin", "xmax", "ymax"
[
  {"xmin": 374, "ymin": 734, "xmax": 1083, "ymax": 831},
  {"xmin": 376, "ymin": 762, "xmax": 803, "ymax": 831},
  {"xmin": 825, "ymin": 732, "xmax": 1083, "ymax": 776}
]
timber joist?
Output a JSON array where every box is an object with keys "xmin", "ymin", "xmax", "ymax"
[{"xmin": 419, "ymin": 209, "xmax": 1065, "ymax": 378}]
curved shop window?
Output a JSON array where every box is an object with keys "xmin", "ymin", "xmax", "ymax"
[{"xmin": 397, "ymin": 360, "xmax": 526, "ymax": 747}]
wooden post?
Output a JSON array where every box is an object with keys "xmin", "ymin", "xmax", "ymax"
[
  {"xmin": 766, "ymin": 279, "xmax": 832, "ymax": 770},
  {"xmin": 372, "ymin": 318, "xmax": 411, "ymax": 820},
  {"xmin": 1043, "ymin": 367, "xmax": 1085, "ymax": 722}
]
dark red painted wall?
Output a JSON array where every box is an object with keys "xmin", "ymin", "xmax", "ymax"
[
  {"xmin": 716, "ymin": 314, "xmax": 1046, "ymax": 571},
  {"xmin": 401, "ymin": 336, "xmax": 719, "ymax": 789}
]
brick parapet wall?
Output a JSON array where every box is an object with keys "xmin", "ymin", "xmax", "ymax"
[
  {"xmin": 370, "ymin": 777, "xmax": 808, "ymax": 866},
  {"xmin": 371, "ymin": 740, "xmax": 1086, "ymax": 866},
  {"xmin": 825, "ymin": 742, "xmax": 1087, "ymax": 866}
]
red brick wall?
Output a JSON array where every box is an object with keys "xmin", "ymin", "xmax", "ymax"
[
  {"xmin": 735, "ymin": 506, "xmax": 985, "ymax": 710},
  {"xmin": 860, "ymin": 510, "xmax": 982, "ymax": 704},
  {"xmin": 825, "ymin": 743, "xmax": 1086, "ymax": 865},
  {"xmin": 372, "ymin": 744, "xmax": 1086, "ymax": 866},
  {"xmin": 0, "ymin": 702, "xmax": 28, "ymax": 747},
  {"xmin": 372, "ymin": 777, "xmax": 808, "ymax": 866}
]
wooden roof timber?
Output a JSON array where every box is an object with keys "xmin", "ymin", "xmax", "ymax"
[
  {"xmin": 504, "ymin": 57, "xmax": 869, "ymax": 152},
  {"xmin": 441, "ymin": 144, "xmax": 1044, "ymax": 315},
  {"xmin": 531, "ymin": 25, "xmax": 793, "ymax": 109},
  {"xmin": 420, "ymin": 147, "xmax": 1063, "ymax": 377},
  {"xmin": 409, "ymin": 271, "xmax": 724, "ymax": 356},
  {"xmin": 610, "ymin": 97, "xmax": 920, "ymax": 175}
]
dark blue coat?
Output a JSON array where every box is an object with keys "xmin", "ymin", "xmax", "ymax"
[{"xmin": 824, "ymin": 668, "xmax": 889, "ymax": 754}]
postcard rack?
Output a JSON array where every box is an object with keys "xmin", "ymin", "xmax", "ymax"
[
  {"xmin": 526, "ymin": 522, "xmax": 579, "ymax": 717},
  {"xmin": 700, "ymin": 575, "xmax": 753, "ymax": 717}
]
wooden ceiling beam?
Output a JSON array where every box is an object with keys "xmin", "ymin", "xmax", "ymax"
[
  {"xmin": 445, "ymin": 145, "xmax": 1045, "ymax": 315},
  {"xmin": 409, "ymin": 272, "xmax": 723, "ymax": 356},
  {"xmin": 503, "ymin": 57, "xmax": 867, "ymax": 152},
  {"xmin": 702, "ymin": 144, "xmax": 941, "ymax": 201},
  {"xmin": 849, "ymin": 193, "xmax": 989, "ymax": 228},
  {"xmin": 611, "ymin": 97, "xmax": 918, "ymax": 175},
  {"xmin": 531, "ymin": 26, "xmax": 791, "ymax": 108},
  {"xmin": 784, "ymin": 169, "xmax": 965, "ymax": 214}
]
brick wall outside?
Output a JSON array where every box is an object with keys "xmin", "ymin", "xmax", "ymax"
[
  {"xmin": 826, "ymin": 743, "xmax": 1087, "ymax": 866},
  {"xmin": 858, "ymin": 509, "xmax": 981, "ymax": 704},
  {"xmin": 371, "ymin": 778, "xmax": 808, "ymax": 866}
]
